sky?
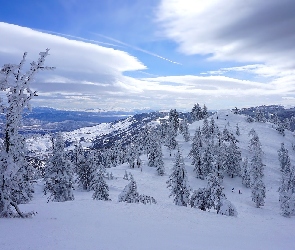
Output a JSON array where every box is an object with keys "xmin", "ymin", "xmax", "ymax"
[{"xmin": 0, "ymin": 0, "xmax": 295, "ymax": 111}]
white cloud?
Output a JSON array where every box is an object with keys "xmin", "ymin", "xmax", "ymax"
[
  {"xmin": 1, "ymin": 21, "xmax": 294, "ymax": 111},
  {"xmin": 157, "ymin": 0, "xmax": 295, "ymax": 69}
]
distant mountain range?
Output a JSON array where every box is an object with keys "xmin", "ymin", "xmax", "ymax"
[{"xmin": 0, "ymin": 106, "xmax": 154, "ymax": 135}]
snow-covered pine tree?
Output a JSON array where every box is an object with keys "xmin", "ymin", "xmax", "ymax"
[
  {"xmin": 189, "ymin": 127, "xmax": 204, "ymax": 179},
  {"xmin": 179, "ymin": 118, "xmax": 190, "ymax": 142},
  {"xmin": 167, "ymin": 148, "xmax": 190, "ymax": 206},
  {"xmin": 125, "ymin": 144, "xmax": 137, "ymax": 168},
  {"xmin": 147, "ymin": 127, "xmax": 165, "ymax": 175},
  {"xmin": 206, "ymin": 173, "xmax": 225, "ymax": 213},
  {"xmin": 236, "ymin": 123, "xmax": 240, "ymax": 136},
  {"xmin": 255, "ymin": 109, "xmax": 266, "ymax": 122},
  {"xmin": 44, "ymin": 133, "xmax": 75, "ymax": 202},
  {"xmin": 276, "ymin": 121, "xmax": 285, "ymax": 136},
  {"xmin": 191, "ymin": 103, "xmax": 203, "ymax": 122},
  {"xmin": 75, "ymin": 146, "xmax": 97, "ymax": 191},
  {"xmin": 203, "ymin": 104, "xmax": 208, "ymax": 118},
  {"xmin": 118, "ymin": 174, "xmax": 139, "ymax": 203},
  {"xmin": 118, "ymin": 174, "xmax": 157, "ymax": 204},
  {"xmin": 218, "ymin": 198, "xmax": 238, "ymax": 216},
  {"xmin": 0, "ymin": 50, "xmax": 54, "ymax": 218},
  {"xmin": 277, "ymin": 143, "xmax": 295, "ymax": 216},
  {"xmin": 278, "ymin": 143, "xmax": 291, "ymax": 175},
  {"xmin": 241, "ymin": 157, "xmax": 251, "ymax": 188},
  {"xmin": 248, "ymin": 129, "xmax": 266, "ymax": 208},
  {"xmin": 190, "ymin": 188, "xmax": 210, "ymax": 211},
  {"xmin": 224, "ymin": 140, "xmax": 242, "ymax": 178},
  {"xmin": 92, "ymin": 163, "xmax": 110, "ymax": 201},
  {"xmin": 209, "ymin": 117, "xmax": 216, "ymax": 137},
  {"xmin": 168, "ymin": 109, "xmax": 179, "ymax": 134},
  {"xmin": 165, "ymin": 121, "xmax": 178, "ymax": 153},
  {"xmin": 202, "ymin": 117, "xmax": 210, "ymax": 140},
  {"xmin": 201, "ymin": 140, "xmax": 215, "ymax": 178}
]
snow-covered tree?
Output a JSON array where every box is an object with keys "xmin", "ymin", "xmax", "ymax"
[
  {"xmin": 255, "ymin": 109, "xmax": 266, "ymax": 122},
  {"xmin": 190, "ymin": 188, "xmax": 210, "ymax": 211},
  {"xmin": 167, "ymin": 148, "xmax": 190, "ymax": 206},
  {"xmin": 145, "ymin": 127, "xmax": 165, "ymax": 175},
  {"xmin": 119, "ymin": 174, "xmax": 156, "ymax": 204},
  {"xmin": 249, "ymin": 129, "xmax": 266, "ymax": 208},
  {"xmin": 236, "ymin": 123, "xmax": 240, "ymax": 136},
  {"xmin": 209, "ymin": 117, "xmax": 216, "ymax": 137},
  {"xmin": 203, "ymin": 104, "xmax": 208, "ymax": 118},
  {"xmin": 218, "ymin": 198, "xmax": 238, "ymax": 216},
  {"xmin": 44, "ymin": 133, "xmax": 74, "ymax": 202},
  {"xmin": 92, "ymin": 163, "xmax": 110, "ymax": 201},
  {"xmin": 276, "ymin": 121, "xmax": 285, "ymax": 136},
  {"xmin": 165, "ymin": 121, "xmax": 178, "ymax": 153},
  {"xmin": 0, "ymin": 50, "xmax": 53, "ymax": 218},
  {"xmin": 224, "ymin": 140, "xmax": 242, "ymax": 178},
  {"xmin": 206, "ymin": 174, "xmax": 225, "ymax": 212},
  {"xmin": 189, "ymin": 127, "xmax": 203, "ymax": 179},
  {"xmin": 75, "ymin": 148, "xmax": 97, "ymax": 191},
  {"xmin": 118, "ymin": 174, "xmax": 139, "ymax": 203},
  {"xmin": 168, "ymin": 109, "xmax": 179, "ymax": 134},
  {"xmin": 191, "ymin": 103, "xmax": 203, "ymax": 121},
  {"xmin": 179, "ymin": 118, "xmax": 190, "ymax": 142},
  {"xmin": 202, "ymin": 117, "xmax": 210, "ymax": 140},
  {"xmin": 241, "ymin": 157, "xmax": 251, "ymax": 188},
  {"xmin": 278, "ymin": 143, "xmax": 295, "ymax": 216},
  {"xmin": 201, "ymin": 140, "xmax": 215, "ymax": 178}
]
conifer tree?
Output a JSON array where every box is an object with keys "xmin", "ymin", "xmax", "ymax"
[
  {"xmin": 241, "ymin": 157, "xmax": 251, "ymax": 188},
  {"xmin": 201, "ymin": 140, "xmax": 215, "ymax": 178},
  {"xmin": 278, "ymin": 143, "xmax": 295, "ymax": 216},
  {"xmin": 165, "ymin": 122, "xmax": 178, "ymax": 153},
  {"xmin": 191, "ymin": 103, "xmax": 203, "ymax": 121},
  {"xmin": 167, "ymin": 148, "xmax": 190, "ymax": 206},
  {"xmin": 0, "ymin": 50, "xmax": 53, "ymax": 218},
  {"xmin": 118, "ymin": 174, "xmax": 139, "ymax": 203},
  {"xmin": 92, "ymin": 163, "xmax": 110, "ymax": 201},
  {"xmin": 75, "ymin": 146, "xmax": 97, "ymax": 191},
  {"xmin": 203, "ymin": 104, "xmax": 208, "ymax": 118},
  {"xmin": 44, "ymin": 133, "xmax": 74, "ymax": 202},
  {"xmin": 224, "ymin": 140, "xmax": 242, "ymax": 178},
  {"xmin": 248, "ymin": 129, "xmax": 266, "ymax": 208},
  {"xmin": 189, "ymin": 127, "xmax": 203, "ymax": 179},
  {"xmin": 202, "ymin": 117, "xmax": 210, "ymax": 140},
  {"xmin": 206, "ymin": 173, "xmax": 225, "ymax": 212},
  {"xmin": 236, "ymin": 123, "xmax": 240, "ymax": 136},
  {"xmin": 209, "ymin": 117, "xmax": 216, "ymax": 136},
  {"xmin": 168, "ymin": 109, "xmax": 179, "ymax": 134},
  {"xmin": 119, "ymin": 174, "xmax": 157, "ymax": 204},
  {"xmin": 179, "ymin": 118, "xmax": 190, "ymax": 142},
  {"xmin": 147, "ymin": 128, "xmax": 165, "ymax": 175}
]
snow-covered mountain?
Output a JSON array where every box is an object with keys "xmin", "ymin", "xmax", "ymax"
[{"xmin": 2, "ymin": 110, "xmax": 295, "ymax": 250}]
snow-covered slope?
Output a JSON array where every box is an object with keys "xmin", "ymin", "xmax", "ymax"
[{"xmin": 2, "ymin": 110, "xmax": 295, "ymax": 250}]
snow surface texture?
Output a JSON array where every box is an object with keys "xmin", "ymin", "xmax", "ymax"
[{"xmin": 1, "ymin": 110, "xmax": 295, "ymax": 250}]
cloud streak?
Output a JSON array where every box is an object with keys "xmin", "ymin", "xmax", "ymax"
[{"xmin": 94, "ymin": 33, "xmax": 182, "ymax": 65}]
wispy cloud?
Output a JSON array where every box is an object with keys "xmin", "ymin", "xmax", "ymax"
[
  {"xmin": 157, "ymin": 0, "xmax": 295, "ymax": 69},
  {"xmin": 93, "ymin": 33, "xmax": 182, "ymax": 65},
  {"xmin": 34, "ymin": 29, "xmax": 123, "ymax": 48}
]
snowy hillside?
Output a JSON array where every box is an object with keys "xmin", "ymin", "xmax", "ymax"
[{"xmin": 2, "ymin": 110, "xmax": 295, "ymax": 250}]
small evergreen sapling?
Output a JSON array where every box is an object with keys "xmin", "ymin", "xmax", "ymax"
[{"xmin": 119, "ymin": 174, "xmax": 156, "ymax": 204}]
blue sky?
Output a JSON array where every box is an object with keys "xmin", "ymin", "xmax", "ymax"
[{"xmin": 0, "ymin": 0, "xmax": 295, "ymax": 111}]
